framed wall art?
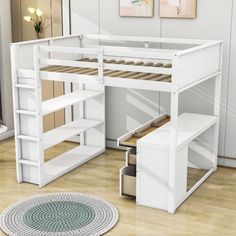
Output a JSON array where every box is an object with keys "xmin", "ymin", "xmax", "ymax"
[
  {"xmin": 120, "ymin": 0, "xmax": 154, "ymax": 17},
  {"xmin": 160, "ymin": 0, "xmax": 197, "ymax": 19}
]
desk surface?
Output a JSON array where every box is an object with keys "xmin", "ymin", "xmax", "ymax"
[{"xmin": 138, "ymin": 113, "xmax": 218, "ymax": 150}]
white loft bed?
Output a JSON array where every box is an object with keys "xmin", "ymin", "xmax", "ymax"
[{"xmin": 10, "ymin": 34, "xmax": 223, "ymax": 214}]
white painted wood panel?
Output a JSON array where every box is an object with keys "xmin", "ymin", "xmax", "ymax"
[{"xmin": 225, "ymin": 0, "xmax": 236, "ymax": 159}]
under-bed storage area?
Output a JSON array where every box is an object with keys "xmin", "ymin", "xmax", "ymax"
[{"xmin": 118, "ymin": 114, "xmax": 170, "ymax": 197}]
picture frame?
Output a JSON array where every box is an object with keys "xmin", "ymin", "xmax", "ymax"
[
  {"xmin": 120, "ymin": 0, "xmax": 154, "ymax": 18},
  {"xmin": 159, "ymin": 0, "xmax": 197, "ymax": 19}
]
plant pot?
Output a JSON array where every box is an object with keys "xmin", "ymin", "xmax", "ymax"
[{"xmin": 36, "ymin": 32, "xmax": 43, "ymax": 39}]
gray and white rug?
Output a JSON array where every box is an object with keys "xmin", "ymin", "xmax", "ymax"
[{"xmin": 0, "ymin": 192, "xmax": 119, "ymax": 236}]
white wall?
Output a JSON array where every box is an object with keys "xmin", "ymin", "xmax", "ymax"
[
  {"xmin": 0, "ymin": 0, "xmax": 13, "ymax": 132},
  {"xmin": 225, "ymin": 1, "xmax": 236, "ymax": 159},
  {"xmin": 65, "ymin": 0, "xmax": 236, "ymax": 162}
]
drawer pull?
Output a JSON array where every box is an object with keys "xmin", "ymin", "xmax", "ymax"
[
  {"xmin": 118, "ymin": 114, "xmax": 170, "ymax": 148},
  {"xmin": 132, "ymin": 132, "xmax": 146, "ymax": 138}
]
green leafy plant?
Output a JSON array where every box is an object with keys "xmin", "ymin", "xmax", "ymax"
[{"xmin": 24, "ymin": 7, "xmax": 43, "ymax": 39}]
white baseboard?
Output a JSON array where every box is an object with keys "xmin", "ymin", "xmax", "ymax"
[
  {"xmin": 0, "ymin": 129, "xmax": 14, "ymax": 141},
  {"xmin": 218, "ymin": 156, "xmax": 236, "ymax": 168},
  {"xmin": 106, "ymin": 139, "xmax": 127, "ymax": 150}
]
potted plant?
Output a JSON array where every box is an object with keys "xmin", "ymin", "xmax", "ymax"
[{"xmin": 24, "ymin": 7, "xmax": 43, "ymax": 39}]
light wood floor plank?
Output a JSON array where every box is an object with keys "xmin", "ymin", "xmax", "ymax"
[{"xmin": 0, "ymin": 138, "xmax": 236, "ymax": 236}]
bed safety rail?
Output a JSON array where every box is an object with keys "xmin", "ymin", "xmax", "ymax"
[{"xmin": 36, "ymin": 45, "xmax": 104, "ymax": 83}]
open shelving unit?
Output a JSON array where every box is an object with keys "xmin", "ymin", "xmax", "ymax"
[
  {"xmin": 43, "ymin": 145, "xmax": 104, "ymax": 186},
  {"xmin": 43, "ymin": 119, "xmax": 104, "ymax": 150},
  {"xmin": 42, "ymin": 90, "xmax": 103, "ymax": 115},
  {"xmin": 11, "ymin": 34, "xmax": 222, "ymax": 213},
  {"xmin": 11, "ymin": 36, "xmax": 105, "ymax": 187}
]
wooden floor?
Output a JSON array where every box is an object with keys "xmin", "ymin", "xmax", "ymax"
[{"xmin": 1, "ymin": 138, "xmax": 236, "ymax": 236}]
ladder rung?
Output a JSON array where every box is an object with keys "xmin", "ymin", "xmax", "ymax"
[
  {"xmin": 18, "ymin": 159, "xmax": 38, "ymax": 167},
  {"xmin": 15, "ymin": 84, "xmax": 35, "ymax": 89},
  {"xmin": 17, "ymin": 135, "xmax": 38, "ymax": 142},
  {"xmin": 16, "ymin": 110, "xmax": 37, "ymax": 116}
]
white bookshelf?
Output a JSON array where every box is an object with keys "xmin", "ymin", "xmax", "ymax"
[
  {"xmin": 10, "ymin": 35, "xmax": 105, "ymax": 187},
  {"xmin": 43, "ymin": 145, "xmax": 104, "ymax": 186},
  {"xmin": 43, "ymin": 119, "xmax": 104, "ymax": 150},
  {"xmin": 42, "ymin": 90, "xmax": 103, "ymax": 115}
]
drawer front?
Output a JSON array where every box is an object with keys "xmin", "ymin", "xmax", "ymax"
[
  {"xmin": 128, "ymin": 148, "xmax": 136, "ymax": 166},
  {"xmin": 120, "ymin": 165, "xmax": 136, "ymax": 197}
]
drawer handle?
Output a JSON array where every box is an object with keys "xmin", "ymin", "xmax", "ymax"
[
  {"xmin": 151, "ymin": 116, "xmax": 170, "ymax": 128},
  {"xmin": 132, "ymin": 132, "xmax": 146, "ymax": 138}
]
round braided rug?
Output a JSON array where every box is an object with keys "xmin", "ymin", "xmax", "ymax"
[{"xmin": 0, "ymin": 193, "xmax": 119, "ymax": 236}]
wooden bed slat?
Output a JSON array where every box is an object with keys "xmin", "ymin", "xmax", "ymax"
[
  {"xmin": 78, "ymin": 58, "xmax": 90, "ymax": 62},
  {"xmin": 150, "ymin": 75, "xmax": 171, "ymax": 81},
  {"xmin": 124, "ymin": 63, "xmax": 156, "ymax": 80},
  {"xmin": 42, "ymin": 65, "xmax": 65, "ymax": 72},
  {"xmin": 41, "ymin": 58, "xmax": 172, "ymax": 82},
  {"xmin": 51, "ymin": 66, "xmax": 75, "ymax": 73},
  {"xmin": 104, "ymin": 61, "xmax": 136, "ymax": 76},
  {"xmin": 133, "ymin": 63, "xmax": 164, "ymax": 80}
]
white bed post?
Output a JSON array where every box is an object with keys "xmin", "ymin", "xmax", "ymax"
[
  {"xmin": 168, "ymin": 54, "xmax": 180, "ymax": 214},
  {"xmin": 213, "ymin": 43, "xmax": 223, "ymax": 171},
  {"xmin": 168, "ymin": 91, "xmax": 179, "ymax": 214},
  {"xmin": 98, "ymin": 50, "xmax": 104, "ymax": 83},
  {"xmin": 78, "ymin": 35, "xmax": 85, "ymax": 145},
  {"xmin": 34, "ymin": 45, "xmax": 44, "ymax": 187},
  {"xmin": 10, "ymin": 44, "xmax": 22, "ymax": 183}
]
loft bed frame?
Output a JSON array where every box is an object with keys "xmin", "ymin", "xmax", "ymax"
[{"xmin": 11, "ymin": 34, "xmax": 223, "ymax": 213}]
